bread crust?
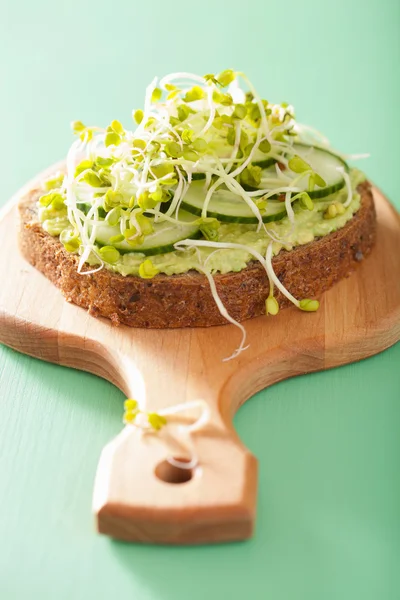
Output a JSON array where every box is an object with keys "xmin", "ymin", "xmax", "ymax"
[{"xmin": 18, "ymin": 182, "xmax": 376, "ymax": 328}]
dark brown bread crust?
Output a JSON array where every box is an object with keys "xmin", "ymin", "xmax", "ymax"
[{"xmin": 19, "ymin": 183, "xmax": 376, "ymax": 328}]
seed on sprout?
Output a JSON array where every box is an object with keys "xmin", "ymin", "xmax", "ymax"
[
  {"xmin": 233, "ymin": 104, "xmax": 247, "ymax": 120},
  {"xmin": 266, "ymin": 296, "xmax": 279, "ymax": 316},
  {"xmin": 147, "ymin": 412, "xmax": 167, "ymax": 430},
  {"xmin": 165, "ymin": 141, "xmax": 182, "ymax": 158},
  {"xmin": 99, "ymin": 246, "xmax": 120, "ymax": 264},
  {"xmin": 151, "ymin": 88, "xmax": 162, "ymax": 103},
  {"xmin": 133, "ymin": 109, "xmax": 144, "ymax": 124},
  {"xmin": 139, "ymin": 259, "xmax": 159, "ymax": 279},
  {"xmin": 259, "ymin": 139, "xmax": 271, "ymax": 154},
  {"xmin": 105, "ymin": 132, "xmax": 121, "ymax": 147},
  {"xmin": 288, "ymin": 155, "xmax": 311, "ymax": 174},
  {"xmin": 324, "ymin": 204, "xmax": 338, "ymax": 219},
  {"xmin": 335, "ymin": 202, "xmax": 346, "ymax": 215},
  {"xmin": 299, "ymin": 299, "xmax": 320, "ymax": 312},
  {"xmin": 177, "ymin": 104, "xmax": 191, "ymax": 122},
  {"xmin": 111, "ymin": 120, "xmax": 124, "ymax": 134},
  {"xmin": 183, "ymin": 86, "xmax": 205, "ymax": 102},
  {"xmin": 217, "ymin": 69, "xmax": 235, "ymax": 87}
]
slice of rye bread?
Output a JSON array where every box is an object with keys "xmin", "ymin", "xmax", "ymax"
[{"xmin": 18, "ymin": 182, "xmax": 377, "ymax": 328}]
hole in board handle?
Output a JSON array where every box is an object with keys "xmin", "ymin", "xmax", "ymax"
[{"xmin": 155, "ymin": 458, "xmax": 194, "ymax": 484}]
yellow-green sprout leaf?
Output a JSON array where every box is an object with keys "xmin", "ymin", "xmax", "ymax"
[
  {"xmin": 139, "ymin": 259, "xmax": 159, "ymax": 279},
  {"xmin": 183, "ymin": 86, "xmax": 205, "ymax": 103},
  {"xmin": 298, "ymin": 192, "xmax": 314, "ymax": 211},
  {"xmin": 124, "ymin": 228, "xmax": 144, "ymax": 246},
  {"xmin": 299, "ymin": 299, "xmax": 320, "ymax": 312},
  {"xmin": 288, "ymin": 155, "xmax": 311, "ymax": 174},
  {"xmin": 183, "ymin": 148, "xmax": 199, "ymax": 162},
  {"xmin": 83, "ymin": 170, "xmax": 104, "ymax": 187},
  {"xmin": 124, "ymin": 398, "xmax": 138, "ymax": 411},
  {"xmin": 105, "ymin": 132, "xmax": 121, "ymax": 147},
  {"xmin": 266, "ymin": 296, "xmax": 280, "ymax": 316},
  {"xmin": 105, "ymin": 206, "xmax": 121, "ymax": 226},
  {"xmin": 177, "ymin": 104, "xmax": 190, "ymax": 122},
  {"xmin": 96, "ymin": 156, "xmax": 115, "ymax": 168},
  {"xmin": 217, "ymin": 69, "xmax": 235, "ymax": 87},
  {"xmin": 226, "ymin": 127, "xmax": 236, "ymax": 146},
  {"xmin": 199, "ymin": 217, "xmax": 220, "ymax": 241},
  {"xmin": 132, "ymin": 138, "xmax": 147, "ymax": 151},
  {"xmin": 133, "ymin": 109, "xmax": 144, "ymax": 125},
  {"xmin": 39, "ymin": 192, "xmax": 64, "ymax": 208},
  {"xmin": 192, "ymin": 138, "xmax": 208, "ymax": 153},
  {"xmin": 136, "ymin": 212, "xmax": 154, "ymax": 235},
  {"xmin": 60, "ymin": 229, "xmax": 80, "ymax": 253},
  {"xmin": 233, "ymin": 104, "xmax": 247, "ymax": 120},
  {"xmin": 147, "ymin": 412, "xmax": 167, "ymax": 430},
  {"xmin": 259, "ymin": 139, "xmax": 271, "ymax": 154},
  {"xmin": 151, "ymin": 162, "xmax": 175, "ymax": 179},
  {"xmin": 165, "ymin": 141, "xmax": 182, "ymax": 158},
  {"xmin": 151, "ymin": 87, "xmax": 162, "ymax": 103},
  {"xmin": 137, "ymin": 192, "xmax": 158, "ymax": 210},
  {"xmin": 74, "ymin": 159, "xmax": 93, "ymax": 178},
  {"xmin": 314, "ymin": 173, "xmax": 326, "ymax": 188},
  {"xmin": 71, "ymin": 120, "xmax": 86, "ymax": 134},
  {"xmin": 110, "ymin": 120, "xmax": 124, "ymax": 135},
  {"xmin": 124, "ymin": 410, "xmax": 138, "ymax": 423},
  {"xmin": 212, "ymin": 90, "xmax": 233, "ymax": 106},
  {"xmin": 43, "ymin": 172, "xmax": 64, "ymax": 191},
  {"xmin": 109, "ymin": 234, "xmax": 125, "ymax": 244},
  {"xmin": 164, "ymin": 83, "xmax": 177, "ymax": 91},
  {"xmin": 181, "ymin": 128, "xmax": 194, "ymax": 144},
  {"xmin": 240, "ymin": 164, "xmax": 262, "ymax": 188},
  {"xmin": 203, "ymin": 73, "xmax": 219, "ymax": 85},
  {"xmin": 323, "ymin": 204, "xmax": 338, "ymax": 219},
  {"xmin": 99, "ymin": 246, "xmax": 120, "ymax": 264}
]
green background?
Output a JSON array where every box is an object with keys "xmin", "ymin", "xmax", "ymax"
[{"xmin": 1, "ymin": 1, "xmax": 399, "ymax": 598}]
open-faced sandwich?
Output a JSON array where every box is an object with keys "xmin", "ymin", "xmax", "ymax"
[{"xmin": 19, "ymin": 70, "xmax": 376, "ymax": 358}]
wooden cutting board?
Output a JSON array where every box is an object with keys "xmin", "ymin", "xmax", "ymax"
[{"xmin": 0, "ymin": 167, "xmax": 399, "ymax": 545}]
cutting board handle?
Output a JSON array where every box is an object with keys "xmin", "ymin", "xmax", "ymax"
[{"xmin": 93, "ymin": 401, "xmax": 257, "ymax": 544}]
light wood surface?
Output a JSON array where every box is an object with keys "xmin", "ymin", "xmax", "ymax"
[{"xmin": 0, "ymin": 168, "xmax": 399, "ymax": 544}]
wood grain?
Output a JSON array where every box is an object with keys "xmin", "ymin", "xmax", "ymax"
[{"xmin": 0, "ymin": 168, "xmax": 399, "ymax": 544}]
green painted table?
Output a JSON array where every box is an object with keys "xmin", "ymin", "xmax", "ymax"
[{"xmin": 1, "ymin": 1, "xmax": 399, "ymax": 598}]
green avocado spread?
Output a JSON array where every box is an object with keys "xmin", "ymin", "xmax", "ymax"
[{"xmin": 40, "ymin": 168, "xmax": 366, "ymax": 276}]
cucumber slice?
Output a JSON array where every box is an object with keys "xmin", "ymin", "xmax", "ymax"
[
  {"xmin": 190, "ymin": 148, "xmax": 276, "ymax": 180},
  {"xmin": 246, "ymin": 144, "xmax": 348, "ymax": 200},
  {"xmin": 95, "ymin": 210, "xmax": 201, "ymax": 255},
  {"xmin": 181, "ymin": 181, "xmax": 287, "ymax": 224}
]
